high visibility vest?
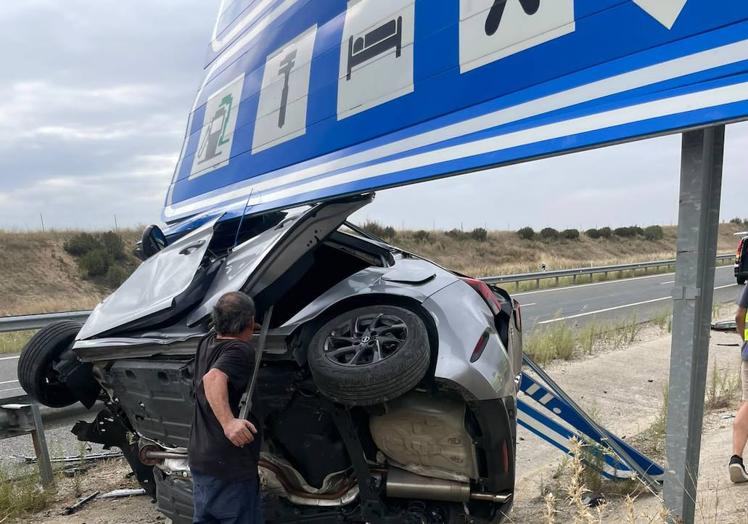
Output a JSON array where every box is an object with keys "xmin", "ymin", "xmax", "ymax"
[{"xmin": 745, "ymin": 310, "xmax": 748, "ymax": 341}]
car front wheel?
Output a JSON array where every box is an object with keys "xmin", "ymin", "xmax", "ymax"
[
  {"xmin": 18, "ymin": 321, "xmax": 83, "ymax": 408},
  {"xmin": 307, "ymin": 305, "xmax": 431, "ymax": 406}
]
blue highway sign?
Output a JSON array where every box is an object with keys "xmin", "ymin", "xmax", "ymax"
[{"xmin": 164, "ymin": 0, "xmax": 748, "ymax": 223}]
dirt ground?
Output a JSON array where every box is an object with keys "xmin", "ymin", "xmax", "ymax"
[
  {"xmin": 24, "ymin": 460, "xmax": 161, "ymax": 524},
  {"xmin": 19, "ymin": 323, "xmax": 748, "ymax": 523},
  {"xmin": 509, "ymin": 325, "xmax": 748, "ymax": 523}
]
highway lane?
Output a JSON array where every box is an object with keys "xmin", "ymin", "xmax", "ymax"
[
  {"xmin": 0, "ymin": 354, "xmax": 24, "ymax": 398},
  {"xmin": 0, "ymin": 265, "xmax": 740, "ymax": 404},
  {"xmin": 516, "ymin": 264, "xmax": 741, "ymax": 329}
]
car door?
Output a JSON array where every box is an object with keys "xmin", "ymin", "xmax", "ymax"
[
  {"xmin": 186, "ymin": 194, "xmax": 373, "ymax": 325},
  {"xmin": 76, "ymin": 217, "xmax": 221, "ymax": 340}
]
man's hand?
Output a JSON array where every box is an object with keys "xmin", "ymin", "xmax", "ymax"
[
  {"xmin": 222, "ymin": 418, "xmax": 258, "ymax": 447},
  {"xmin": 203, "ymin": 369, "xmax": 258, "ymax": 447}
]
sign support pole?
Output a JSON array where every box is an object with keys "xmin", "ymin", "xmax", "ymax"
[{"xmin": 664, "ymin": 126, "xmax": 725, "ymax": 522}]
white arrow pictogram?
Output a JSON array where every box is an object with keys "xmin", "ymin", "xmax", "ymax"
[{"xmin": 633, "ymin": 0, "xmax": 687, "ymax": 29}]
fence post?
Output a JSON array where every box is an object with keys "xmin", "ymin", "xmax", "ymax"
[{"xmin": 30, "ymin": 403, "xmax": 54, "ymax": 488}]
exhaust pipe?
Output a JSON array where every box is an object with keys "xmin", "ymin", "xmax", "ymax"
[{"xmin": 386, "ymin": 469, "xmax": 511, "ymax": 504}]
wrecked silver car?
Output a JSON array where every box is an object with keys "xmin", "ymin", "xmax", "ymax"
[{"xmin": 18, "ymin": 194, "xmax": 522, "ymax": 523}]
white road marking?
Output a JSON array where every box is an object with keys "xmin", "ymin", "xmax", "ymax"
[
  {"xmin": 537, "ymin": 281, "xmax": 738, "ymax": 325},
  {"xmin": 0, "ymin": 355, "xmax": 20, "ymax": 361},
  {"xmin": 520, "ymin": 303, "xmax": 537, "ymax": 307},
  {"xmin": 513, "ymin": 265, "xmax": 731, "ymax": 297},
  {"xmin": 660, "ymin": 280, "xmax": 675, "ymax": 285},
  {"xmin": 0, "ymin": 380, "xmax": 18, "ymax": 386},
  {"xmin": 0, "ymin": 387, "xmax": 23, "ymax": 394},
  {"xmin": 538, "ymin": 297, "xmax": 673, "ymax": 324}
]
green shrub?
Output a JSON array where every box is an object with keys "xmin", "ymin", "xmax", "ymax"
[
  {"xmin": 632, "ymin": 226, "xmax": 644, "ymax": 236},
  {"xmin": 446, "ymin": 228, "xmax": 467, "ymax": 240},
  {"xmin": 63, "ymin": 233, "xmax": 99, "ymax": 256},
  {"xmin": 100, "ymin": 231, "xmax": 126, "ymax": 259},
  {"xmin": 730, "ymin": 217, "xmax": 744, "ymax": 225},
  {"xmin": 540, "ymin": 227, "xmax": 560, "ymax": 241},
  {"xmin": 517, "ymin": 227, "xmax": 535, "ymax": 240},
  {"xmin": 413, "ymin": 230, "xmax": 431, "ymax": 242},
  {"xmin": 644, "ymin": 225, "xmax": 664, "ymax": 241},
  {"xmin": 79, "ymin": 249, "xmax": 111, "ymax": 277},
  {"xmin": 614, "ymin": 227, "xmax": 636, "ymax": 238},
  {"xmin": 598, "ymin": 227, "xmax": 612, "ymax": 239},
  {"xmin": 470, "ymin": 227, "xmax": 488, "ymax": 242},
  {"xmin": 64, "ymin": 230, "xmax": 137, "ymax": 288},
  {"xmin": 383, "ymin": 226, "xmax": 396, "ymax": 239},
  {"xmin": 585, "ymin": 228, "xmax": 601, "ymax": 239},
  {"xmin": 561, "ymin": 228, "xmax": 580, "ymax": 240}
]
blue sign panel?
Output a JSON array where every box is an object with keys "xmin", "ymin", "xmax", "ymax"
[{"xmin": 163, "ymin": 0, "xmax": 748, "ymax": 223}]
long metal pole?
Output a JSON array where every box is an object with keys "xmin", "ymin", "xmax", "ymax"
[{"xmin": 664, "ymin": 126, "xmax": 725, "ymax": 522}]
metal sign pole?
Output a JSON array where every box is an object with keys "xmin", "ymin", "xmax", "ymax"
[{"xmin": 664, "ymin": 126, "xmax": 725, "ymax": 522}]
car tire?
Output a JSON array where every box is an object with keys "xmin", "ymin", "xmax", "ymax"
[
  {"xmin": 307, "ymin": 305, "xmax": 431, "ymax": 406},
  {"xmin": 17, "ymin": 320, "xmax": 82, "ymax": 408},
  {"xmin": 738, "ymin": 276, "xmax": 746, "ymax": 286}
]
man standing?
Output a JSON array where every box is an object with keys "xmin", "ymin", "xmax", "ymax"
[
  {"xmin": 189, "ymin": 291, "xmax": 263, "ymax": 523},
  {"xmin": 729, "ymin": 284, "xmax": 748, "ymax": 483}
]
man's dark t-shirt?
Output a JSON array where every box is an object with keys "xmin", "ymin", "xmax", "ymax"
[{"xmin": 188, "ymin": 333, "xmax": 261, "ymax": 481}]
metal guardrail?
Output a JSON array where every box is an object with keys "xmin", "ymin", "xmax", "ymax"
[
  {"xmin": 0, "ymin": 254, "xmax": 735, "ymax": 333},
  {"xmin": 0, "ymin": 310, "xmax": 91, "ymax": 333},
  {"xmin": 483, "ymin": 253, "xmax": 734, "ymax": 287}
]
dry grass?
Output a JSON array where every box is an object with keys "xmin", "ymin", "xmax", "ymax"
[
  {"xmin": 705, "ymin": 364, "xmax": 741, "ymax": 410},
  {"xmin": 0, "ymin": 465, "xmax": 54, "ymax": 521},
  {"xmin": 525, "ymin": 315, "xmax": 650, "ymax": 365},
  {"xmin": 0, "ymin": 331, "xmax": 34, "ymax": 354}
]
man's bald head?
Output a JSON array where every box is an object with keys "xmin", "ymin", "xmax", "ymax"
[{"xmin": 213, "ymin": 292, "xmax": 256, "ymax": 337}]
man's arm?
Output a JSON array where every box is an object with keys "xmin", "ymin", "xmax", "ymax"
[
  {"xmin": 737, "ymin": 307, "xmax": 746, "ymax": 342},
  {"xmin": 203, "ymin": 368, "xmax": 257, "ymax": 447}
]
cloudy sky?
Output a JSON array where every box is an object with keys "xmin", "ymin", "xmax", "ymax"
[{"xmin": 0, "ymin": 1, "xmax": 745, "ymax": 232}]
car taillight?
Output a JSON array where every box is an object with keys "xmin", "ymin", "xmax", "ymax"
[
  {"xmin": 470, "ymin": 329, "xmax": 491, "ymax": 363},
  {"xmin": 738, "ymin": 240, "xmax": 744, "ymax": 261},
  {"xmin": 460, "ymin": 277, "xmax": 503, "ymax": 316}
]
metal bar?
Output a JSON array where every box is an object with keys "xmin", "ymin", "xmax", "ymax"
[
  {"xmin": 30, "ymin": 403, "xmax": 54, "ymax": 488},
  {"xmin": 239, "ymin": 305, "xmax": 273, "ymax": 420},
  {"xmin": 0, "ymin": 311, "xmax": 91, "ymax": 333},
  {"xmin": 664, "ymin": 126, "xmax": 725, "ymax": 523},
  {"xmin": 482, "ymin": 254, "xmax": 732, "ymax": 285}
]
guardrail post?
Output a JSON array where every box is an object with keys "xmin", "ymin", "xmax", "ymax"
[
  {"xmin": 664, "ymin": 126, "xmax": 724, "ymax": 523},
  {"xmin": 30, "ymin": 403, "xmax": 54, "ymax": 488}
]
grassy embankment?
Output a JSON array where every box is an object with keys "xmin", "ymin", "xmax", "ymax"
[{"xmin": 0, "ymin": 229, "xmax": 140, "ymax": 353}]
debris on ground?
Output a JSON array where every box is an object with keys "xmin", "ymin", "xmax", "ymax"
[
  {"xmin": 711, "ymin": 319, "xmax": 737, "ymax": 331},
  {"xmin": 63, "ymin": 492, "xmax": 99, "ymax": 515},
  {"xmin": 100, "ymin": 488, "xmax": 146, "ymax": 499}
]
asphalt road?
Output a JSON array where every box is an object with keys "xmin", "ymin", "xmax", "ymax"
[{"xmin": 515, "ymin": 264, "xmax": 741, "ymax": 330}]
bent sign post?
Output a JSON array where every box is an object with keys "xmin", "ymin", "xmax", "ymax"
[
  {"xmin": 165, "ymin": 0, "xmax": 748, "ymax": 226},
  {"xmin": 164, "ymin": 2, "xmax": 748, "ymax": 521}
]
